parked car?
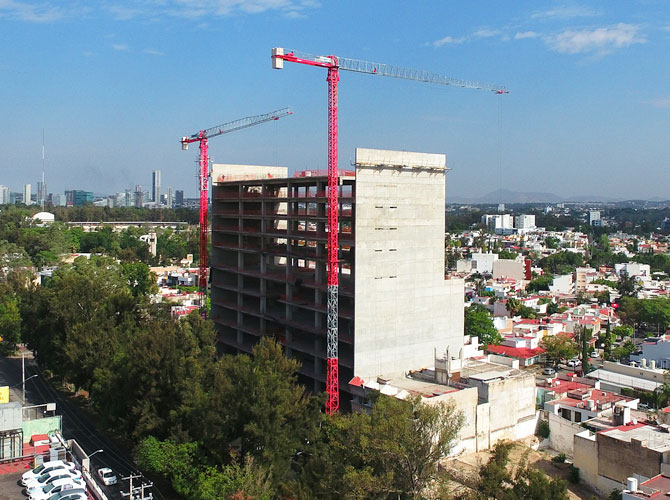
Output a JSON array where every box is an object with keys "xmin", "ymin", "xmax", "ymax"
[
  {"xmin": 25, "ymin": 470, "xmax": 82, "ymax": 491},
  {"xmin": 29, "ymin": 478, "xmax": 84, "ymax": 500},
  {"xmin": 97, "ymin": 467, "xmax": 118, "ymax": 486},
  {"xmin": 542, "ymin": 366, "xmax": 556, "ymax": 376},
  {"xmin": 22, "ymin": 461, "xmax": 75, "ymax": 486},
  {"xmin": 567, "ymin": 359, "xmax": 582, "ymax": 368},
  {"xmin": 45, "ymin": 489, "xmax": 87, "ymax": 500}
]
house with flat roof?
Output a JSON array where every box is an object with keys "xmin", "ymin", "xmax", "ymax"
[{"xmin": 574, "ymin": 422, "xmax": 670, "ymax": 496}]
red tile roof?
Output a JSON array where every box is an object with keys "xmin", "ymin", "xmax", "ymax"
[
  {"xmin": 486, "ymin": 344, "xmax": 545, "ymax": 359},
  {"xmin": 599, "ymin": 422, "xmax": 648, "ymax": 434}
]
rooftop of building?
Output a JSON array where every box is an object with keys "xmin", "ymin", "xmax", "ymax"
[
  {"xmin": 351, "ymin": 358, "xmax": 527, "ymax": 400},
  {"xmin": 545, "ymin": 387, "xmax": 633, "ymax": 410},
  {"xmin": 486, "ymin": 344, "xmax": 545, "ymax": 360},
  {"xmin": 634, "ymin": 474, "xmax": 670, "ymax": 498},
  {"xmin": 599, "ymin": 423, "xmax": 670, "ymax": 452}
]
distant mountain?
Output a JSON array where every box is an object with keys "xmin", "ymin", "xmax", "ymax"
[
  {"xmin": 448, "ymin": 189, "xmax": 562, "ymax": 204},
  {"xmin": 447, "ymin": 189, "xmax": 624, "ymax": 205},
  {"xmin": 564, "ymin": 194, "xmax": 621, "ymax": 203}
]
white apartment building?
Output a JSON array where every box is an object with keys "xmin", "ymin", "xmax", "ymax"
[
  {"xmin": 514, "ymin": 214, "xmax": 536, "ymax": 233},
  {"xmin": 0, "ymin": 185, "xmax": 9, "ymax": 204},
  {"xmin": 589, "ymin": 210, "xmax": 602, "ymax": 226},
  {"xmin": 23, "ymin": 184, "xmax": 31, "ymax": 205}
]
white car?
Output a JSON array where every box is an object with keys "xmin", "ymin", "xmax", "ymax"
[
  {"xmin": 28, "ymin": 477, "xmax": 85, "ymax": 500},
  {"xmin": 567, "ymin": 359, "xmax": 582, "ymax": 368},
  {"xmin": 25, "ymin": 470, "xmax": 82, "ymax": 491},
  {"xmin": 97, "ymin": 467, "xmax": 117, "ymax": 486},
  {"xmin": 22, "ymin": 461, "xmax": 75, "ymax": 486},
  {"xmin": 44, "ymin": 489, "xmax": 87, "ymax": 500}
]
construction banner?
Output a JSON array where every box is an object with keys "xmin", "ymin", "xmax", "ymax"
[{"xmin": 0, "ymin": 386, "xmax": 9, "ymax": 404}]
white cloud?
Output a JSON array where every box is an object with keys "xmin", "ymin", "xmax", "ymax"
[
  {"xmin": 143, "ymin": 48, "xmax": 164, "ymax": 56},
  {"xmin": 646, "ymin": 97, "xmax": 670, "ymax": 109},
  {"xmin": 0, "ymin": 0, "xmax": 63, "ymax": 22},
  {"xmin": 472, "ymin": 28, "xmax": 501, "ymax": 38},
  {"xmin": 0, "ymin": 0, "xmax": 320, "ymax": 22},
  {"xmin": 532, "ymin": 5, "xmax": 599, "ymax": 20},
  {"xmin": 433, "ymin": 35, "xmax": 466, "ymax": 47},
  {"xmin": 548, "ymin": 23, "xmax": 646, "ymax": 54},
  {"xmin": 169, "ymin": 0, "xmax": 319, "ymax": 18},
  {"xmin": 515, "ymin": 31, "xmax": 539, "ymax": 40},
  {"xmin": 112, "ymin": 43, "xmax": 129, "ymax": 51}
]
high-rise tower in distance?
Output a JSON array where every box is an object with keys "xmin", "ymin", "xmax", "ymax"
[{"xmin": 152, "ymin": 170, "xmax": 161, "ymax": 203}]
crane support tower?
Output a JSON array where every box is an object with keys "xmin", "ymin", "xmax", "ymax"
[
  {"xmin": 272, "ymin": 47, "xmax": 506, "ymax": 415},
  {"xmin": 180, "ymin": 107, "xmax": 293, "ymax": 317}
]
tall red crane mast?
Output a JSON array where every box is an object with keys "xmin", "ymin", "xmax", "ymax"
[
  {"xmin": 180, "ymin": 107, "xmax": 293, "ymax": 317},
  {"xmin": 272, "ymin": 47, "xmax": 506, "ymax": 415}
]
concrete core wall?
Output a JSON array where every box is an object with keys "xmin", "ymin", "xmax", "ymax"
[{"xmin": 353, "ymin": 148, "xmax": 464, "ymax": 380}]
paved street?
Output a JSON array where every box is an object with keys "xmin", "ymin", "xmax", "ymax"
[{"xmin": 0, "ymin": 472, "xmax": 25, "ymax": 500}]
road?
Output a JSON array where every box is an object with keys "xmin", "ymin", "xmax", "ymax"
[{"xmin": 0, "ymin": 351, "xmax": 162, "ymax": 500}]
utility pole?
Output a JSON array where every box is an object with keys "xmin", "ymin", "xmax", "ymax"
[
  {"xmin": 22, "ymin": 352, "xmax": 25, "ymax": 403},
  {"xmin": 121, "ymin": 473, "xmax": 143, "ymax": 499}
]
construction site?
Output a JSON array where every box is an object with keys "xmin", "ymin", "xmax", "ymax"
[
  {"xmin": 185, "ymin": 47, "xmax": 505, "ymax": 412},
  {"xmin": 210, "ymin": 149, "xmax": 465, "ymax": 407}
]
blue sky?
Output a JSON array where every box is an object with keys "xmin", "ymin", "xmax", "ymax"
[{"xmin": 2, "ymin": 1, "xmax": 669, "ymax": 200}]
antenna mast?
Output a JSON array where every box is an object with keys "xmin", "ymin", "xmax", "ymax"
[{"xmin": 41, "ymin": 129, "xmax": 45, "ymax": 211}]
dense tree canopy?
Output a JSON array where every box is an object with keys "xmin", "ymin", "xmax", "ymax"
[{"xmin": 465, "ymin": 304, "xmax": 502, "ymax": 345}]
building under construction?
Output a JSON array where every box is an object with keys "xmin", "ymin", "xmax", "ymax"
[{"xmin": 210, "ymin": 148, "xmax": 464, "ymax": 404}]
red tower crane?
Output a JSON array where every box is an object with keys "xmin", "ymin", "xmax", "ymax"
[
  {"xmin": 180, "ymin": 107, "xmax": 293, "ymax": 317},
  {"xmin": 272, "ymin": 47, "xmax": 506, "ymax": 415}
]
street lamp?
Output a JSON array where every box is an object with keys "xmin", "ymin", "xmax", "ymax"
[
  {"xmin": 83, "ymin": 449, "xmax": 104, "ymax": 473},
  {"xmin": 23, "ymin": 374, "xmax": 38, "ymax": 402}
]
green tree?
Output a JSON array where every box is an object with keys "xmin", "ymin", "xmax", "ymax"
[
  {"xmin": 611, "ymin": 340, "xmax": 636, "ymax": 361},
  {"xmin": 465, "ymin": 304, "xmax": 502, "ymax": 345},
  {"xmin": 498, "ymin": 250, "xmax": 518, "ymax": 260},
  {"xmin": 136, "ymin": 437, "xmax": 274, "ymax": 500},
  {"xmin": 526, "ymin": 273, "xmax": 554, "ymax": 293},
  {"xmin": 305, "ymin": 394, "xmax": 464, "ymax": 499},
  {"xmin": 617, "ymin": 271, "xmax": 639, "ymax": 298},
  {"xmin": 538, "ymin": 252, "xmax": 584, "ymax": 275},
  {"xmin": 196, "ymin": 338, "xmax": 321, "ymax": 474},
  {"xmin": 121, "ymin": 261, "xmax": 158, "ymax": 297},
  {"xmin": 545, "ymin": 236, "xmax": 560, "ymax": 249},
  {"xmin": 599, "ymin": 324, "xmax": 617, "ymax": 359},
  {"xmin": 475, "ymin": 442, "xmax": 569, "ymax": 500},
  {"xmin": 0, "ymin": 292, "xmax": 22, "ymax": 353},
  {"xmin": 611, "ymin": 325, "xmax": 633, "ymax": 338},
  {"xmin": 541, "ymin": 334, "xmax": 578, "ymax": 366},
  {"xmin": 506, "ymin": 298, "xmax": 521, "ymax": 316},
  {"xmin": 598, "ymin": 234, "xmax": 610, "ymax": 252},
  {"xmin": 575, "ymin": 327, "xmax": 593, "ymax": 374}
]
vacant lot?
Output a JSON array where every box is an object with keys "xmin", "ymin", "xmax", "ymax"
[{"xmin": 443, "ymin": 441, "xmax": 605, "ymax": 499}]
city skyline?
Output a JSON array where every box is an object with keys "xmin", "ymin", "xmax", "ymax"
[{"xmin": 2, "ymin": 2, "xmax": 670, "ymax": 199}]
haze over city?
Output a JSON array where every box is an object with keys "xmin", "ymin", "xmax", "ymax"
[{"xmin": 3, "ymin": 1, "xmax": 670, "ymax": 199}]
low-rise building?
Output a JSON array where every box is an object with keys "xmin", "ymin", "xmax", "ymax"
[
  {"xmin": 623, "ymin": 474, "xmax": 670, "ymax": 499},
  {"xmin": 631, "ymin": 336, "xmax": 670, "ymax": 370},
  {"xmin": 350, "ymin": 353, "xmax": 538, "ymax": 454},
  {"xmin": 588, "ymin": 361, "xmax": 666, "ymax": 394},
  {"xmin": 575, "ymin": 422, "xmax": 670, "ymax": 496}
]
